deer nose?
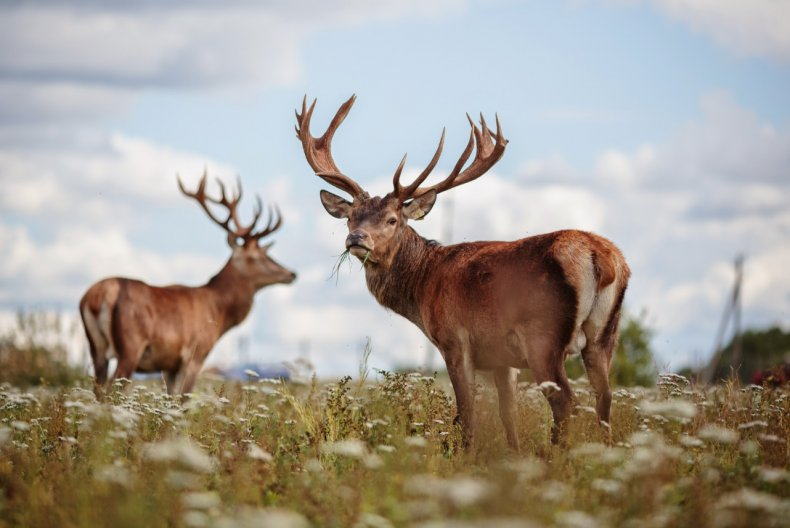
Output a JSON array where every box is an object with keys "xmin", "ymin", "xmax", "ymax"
[{"xmin": 346, "ymin": 230, "xmax": 369, "ymax": 248}]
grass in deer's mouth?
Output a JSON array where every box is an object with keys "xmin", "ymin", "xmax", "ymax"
[
  {"xmin": 330, "ymin": 249, "xmax": 372, "ymax": 283},
  {"xmin": 330, "ymin": 249, "xmax": 352, "ymax": 284}
]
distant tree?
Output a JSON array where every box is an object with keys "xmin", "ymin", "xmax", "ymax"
[
  {"xmin": 563, "ymin": 310, "xmax": 657, "ymax": 387},
  {"xmin": 706, "ymin": 326, "xmax": 790, "ymax": 384}
]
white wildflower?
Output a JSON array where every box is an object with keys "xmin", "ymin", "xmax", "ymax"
[
  {"xmin": 244, "ymin": 369, "xmax": 260, "ymax": 378},
  {"xmin": 376, "ymin": 445, "xmax": 396, "ymax": 453},
  {"xmin": 698, "ymin": 425, "xmax": 739, "ymax": 444},
  {"xmin": 501, "ymin": 458, "xmax": 546, "ymax": 482},
  {"xmin": 142, "ymin": 438, "xmax": 213, "ymax": 473},
  {"xmin": 95, "ymin": 461, "xmax": 130, "ymax": 487},
  {"xmin": 541, "ymin": 480, "xmax": 570, "ymax": 503},
  {"xmin": 404, "ymin": 436, "xmax": 427, "ymax": 448},
  {"xmin": 592, "ymin": 478, "xmax": 622, "ymax": 495},
  {"xmin": 556, "ymin": 510, "xmax": 600, "ymax": 528},
  {"xmin": 716, "ymin": 487, "xmax": 787, "ymax": 514},
  {"xmin": 182, "ymin": 491, "xmax": 221, "ymax": 510},
  {"xmin": 738, "ymin": 420, "xmax": 768, "ymax": 430},
  {"xmin": 639, "ymin": 399, "xmax": 697, "ymax": 422},
  {"xmin": 354, "ymin": 512, "xmax": 394, "ymax": 528},
  {"xmin": 405, "ymin": 474, "xmax": 491, "ymax": 508},
  {"xmin": 165, "ymin": 470, "xmax": 202, "ymax": 490},
  {"xmin": 322, "ymin": 439, "xmax": 367, "ymax": 459},
  {"xmin": 679, "ymin": 435, "xmax": 703, "ymax": 448},
  {"xmin": 538, "ymin": 381, "xmax": 561, "ymax": 396},
  {"xmin": 758, "ymin": 467, "xmax": 790, "ymax": 484},
  {"xmin": 247, "ymin": 444, "xmax": 274, "ymax": 462},
  {"xmin": 231, "ymin": 507, "xmax": 310, "ymax": 528},
  {"xmin": 182, "ymin": 511, "xmax": 210, "ymax": 528},
  {"xmin": 111, "ymin": 406, "xmax": 139, "ymax": 430},
  {"xmin": 59, "ymin": 436, "xmax": 78, "ymax": 445},
  {"xmin": 11, "ymin": 421, "xmax": 30, "ymax": 431}
]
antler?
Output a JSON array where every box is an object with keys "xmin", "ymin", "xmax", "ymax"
[
  {"xmin": 177, "ymin": 170, "xmax": 282, "ymax": 246},
  {"xmin": 295, "ymin": 94, "xmax": 367, "ymax": 200},
  {"xmin": 392, "ymin": 113, "xmax": 508, "ymax": 202}
]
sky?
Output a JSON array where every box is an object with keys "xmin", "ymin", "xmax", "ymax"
[{"xmin": 1, "ymin": 0, "xmax": 789, "ymax": 378}]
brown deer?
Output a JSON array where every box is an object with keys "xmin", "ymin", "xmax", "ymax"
[
  {"xmin": 296, "ymin": 95, "xmax": 630, "ymax": 449},
  {"xmin": 79, "ymin": 173, "xmax": 296, "ymax": 395}
]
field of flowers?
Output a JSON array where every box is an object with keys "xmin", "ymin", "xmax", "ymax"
[{"xmin": 1, "ymin": 370, "xmax": 788, "ymax": 528}]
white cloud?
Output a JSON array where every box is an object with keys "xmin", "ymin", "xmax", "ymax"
[{"xmin": 651, "ymin": 0, "xmax": 790, "ymax": 62}]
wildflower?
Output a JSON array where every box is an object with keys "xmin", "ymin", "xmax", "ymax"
[
  {"xmin": 502, "ymin": 458, "xmax": 546, "ymax": 482},
  {"xmin": 58, "ymin": 436, "xmax": 78, "ymax": 444},
  {"xmin": 111, "ymin": 406, "xmax": 139, "ymax": 429},
  {"xmin": 95, "ymin": 462, "xmax": 131, "ymax": 487},
  {"xmin": 354, "ymin": 512, "xmax": 394, "ymax": 528},
  {"xmin": 757, "ymin": 467, "xmax": 790, "ymax": 484},
  {"xmin": 404, "ymin": 436, "xmax": 427, "ymax": 448},
  {"xmin": 538, "ymin": 381, "xmax": 561, "ymax": 396},
  {"xmin": 248, "ymin": 444, "xmax": 274, "ymax": 462},
  {"xmin": 698, "ymin": 425, "xmax": 739, "ymax": 445},
  {"xmin": 638, "ymin": 399, "xmax": 697, "ymax": 423},
  {"xmin": 679, "ymin": 435, "xmax": 703, "ymax": 448},
  {"xmin": 738, "ymin": 420, "xmax": 768, "ymax": 430},
  {"xmin": 165, "ymin": 470, "xmax": 202, "ymax": 490},
  {"xmin": 182, "ymin": 511, "xmax": 210, "ymax": 528},
  {"xmin": 556, "ymin": 510, "xmax": 601, "ymax": 528},
  {"xmin": 142, "ymin": 438, "xmax": 213, "ymax": 473},
  {"xmin": 182, "ymin": 491, "xmax": 221, "ymax": 510},
  {"xmin": 405, "ymin": 474, "xmax": 491, "ymax": 508},
  {"xmin": 570, "ymin": 442, "xmax": 608, "ymax": 459},
  {"xmin": 11, "ymin": 420, "xmax": 30, "ymax": 431},
  {"xmin": 231, "ymin": 507, "xmax": 310, "ymax": 528},
  {"xmin": 376, "ymin": 445, "xmax": 396, "ymax": 453},
  {"xmin": 715, "ymin": 487, "xmax": 788, "ymax": 516},
  {"xmin": 592, "ymin": 478, "xmax": 622, "ymax": 495},
  {"xmin": 244, "ymin": 369, "xmax": 260, "ymax": 378}
]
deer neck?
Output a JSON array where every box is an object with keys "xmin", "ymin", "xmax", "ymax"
[
  {"xmin": 364, "ymin": 226, "xmax": 438, "ymax": 332},
  {"xmin": 205, "ymin": 260, "xmax": 257, "ymax": 334}
]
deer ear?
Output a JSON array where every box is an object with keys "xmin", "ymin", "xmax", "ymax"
[
  {"xmin": 403, "ymin": 190, "xmax": 437, "ymax": 220},
  {"xmin": 320, "ymin": 190, "xmax": 353, "ymax": 219}
]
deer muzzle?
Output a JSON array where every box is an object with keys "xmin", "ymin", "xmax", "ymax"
[{"xmin": 346, "ymin": 230, "xmax": 372, "ymax": 257}]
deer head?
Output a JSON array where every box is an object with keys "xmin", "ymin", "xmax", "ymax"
[
  {"xmin": 296, "ymin": 95, "xmax": 508, "ymax": 267},
  {"xmin": 178, "ymin": 172, "xmax": 296, "ymax": 287}
]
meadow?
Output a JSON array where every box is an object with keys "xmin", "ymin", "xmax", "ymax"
[{"xmin": 1, "ymin": 363, "xmax": 788, "ymax": 528}]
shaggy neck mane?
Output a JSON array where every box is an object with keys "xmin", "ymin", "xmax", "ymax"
[
  {"xmin": 364, "ymin": 226, "xmax": 440, "ymax": 331},
  {"xmin": 205, "ymin": 261, "xmax": 256, "ymax": 333}
]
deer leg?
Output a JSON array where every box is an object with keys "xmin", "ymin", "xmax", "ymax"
[
  {"xmin": 163, "ymin": 371, "xmax": 179, "ymax": 395},
  {"xmin": 178, "ymin": 359, "xmax": 203, "ymax": 395},
  {"xmin": 530, "ymin": 355, "xmax": 574, "ymax": 446},
  {"xmin": 444, "ymin": 343, "xmax": 476, "ymax": 449},
  {"xmin": 494, "ymin": 366, "xmax": 520, "ymax": 452}
]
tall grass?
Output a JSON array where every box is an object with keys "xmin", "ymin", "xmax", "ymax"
[{"xmin": 1, "ymin": 371, "xmax": 788, "ymax": 527}]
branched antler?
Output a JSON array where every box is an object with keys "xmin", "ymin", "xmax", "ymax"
[
  {"xmin": 392, "ymin": 113, "xmax": 508, "ymax": 202},
  {"xmin": 295, "ymin": 94, "xmax": 367, "ymax": 199},
  {"xmin": 178, "ymin": 170, "xmax": 282, "ymax": 246}
]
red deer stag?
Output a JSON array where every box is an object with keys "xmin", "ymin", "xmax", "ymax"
[
  {"xmin": 79, "ymin": 174, "xmax": 296, "ymax": 395},
  {"xmin": 296, "ymin": 95, "xmax": 630, "ymax": 449}
]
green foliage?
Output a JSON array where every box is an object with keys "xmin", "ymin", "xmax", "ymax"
[
  {"xmin": 708, "ymin": 326, "xmax": 790, "ymax": 383},
  {"xmin": 611, "ymin": 311, "xmax": 657, "ymax": 387},
  {"xmin": 0, "ymin": 311, "xmax": 88, "ymax": 388}
]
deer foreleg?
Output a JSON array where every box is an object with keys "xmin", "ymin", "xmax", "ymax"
[
  {"xmin": 443, "ymin": 337, "xmax": 476, "ymax": 449},
  {"xmin": 494, "ymin": 366, "xmax": 520, "ymax": 452}
]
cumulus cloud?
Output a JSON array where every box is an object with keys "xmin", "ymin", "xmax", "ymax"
[{"xmin": 651, "ymin": 0, "xmax": 790, "ymax": 62}]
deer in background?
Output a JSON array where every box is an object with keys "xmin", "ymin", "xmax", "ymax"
[
  {"xmin": 296, "ymin": 95, "xmax": 630, "ymax": 449},
  {"xmin": 79, "ymin": 173, "xmax": 296, "ymax": 395}
]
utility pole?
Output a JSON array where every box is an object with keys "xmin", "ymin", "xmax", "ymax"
[{"xmin": 702, "ymin": 254, "xmax": 745, "ymax": 384}]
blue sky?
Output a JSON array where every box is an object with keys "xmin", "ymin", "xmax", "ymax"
[{"xmin": 1, "ymin": 0, "xmax": 789, "ymax": 377}]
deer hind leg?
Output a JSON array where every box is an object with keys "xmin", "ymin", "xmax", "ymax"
[
  {"xmin": 581, "ymin": 284, "xmax": 624, "ymax": 443},
  {"xmin": 81, "ymin": 305, "xmax": 110, "ymax": 390},
  {"xmin": 528, "ymin": 341, "xmax": 575, "ymax": 446},
  {"xmin": 494, "ymin": 366, "xmax": 520, "ymax": 452}
]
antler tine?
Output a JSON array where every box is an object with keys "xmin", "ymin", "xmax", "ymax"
[
  {"xmin": 393, "ymin": 128, "xmax": 446, "ymax": 200},
  {"xmin": 408, "ymin": 112, "xmax": 508, "ymax": 199},
  {"xmin": 253, "ymin": 203, "xmax": 283, "ymax": 240},
  {"xmin": 295, "ymin": 94, "xmax": 367, "ymax": 199}
]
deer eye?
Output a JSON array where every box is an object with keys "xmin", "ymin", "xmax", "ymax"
[{"xmin": 387, "ymin": 217, "xmax": 397, "ymax": 226}]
